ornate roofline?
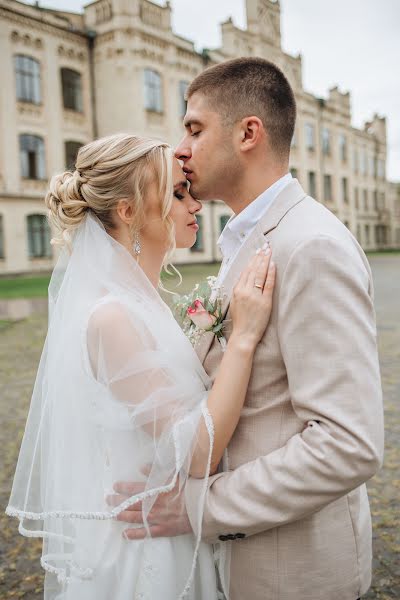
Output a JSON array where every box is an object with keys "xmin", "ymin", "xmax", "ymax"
[{"xmin": 0, "ymin": 5, "xmax": 88, "ymax": 46}]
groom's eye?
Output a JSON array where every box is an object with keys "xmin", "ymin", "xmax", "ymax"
[{"xmin": 191, "ymin": 130, "xmax": 201, "ymax": 137}]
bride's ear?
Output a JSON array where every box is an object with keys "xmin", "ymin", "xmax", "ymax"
[{"xmin": 116, "ymin": 199, "xmax": 134, "ymax": 225}]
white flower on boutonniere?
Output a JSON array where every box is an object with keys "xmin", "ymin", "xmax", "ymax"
[{"xmin": 173, "ymin": 276, "xmax": 228, "ymax": 350}]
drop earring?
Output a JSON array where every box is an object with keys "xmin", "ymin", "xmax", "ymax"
[{"xmin": 133, "ymin": 232, "xmax": 142, "ymax": 258}]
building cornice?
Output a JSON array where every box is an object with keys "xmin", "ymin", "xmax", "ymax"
[{"xmin": 0, "ymin": 5, "xmax": 88, "ymax": 46}]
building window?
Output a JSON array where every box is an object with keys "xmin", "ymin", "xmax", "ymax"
[
  {"xmin": 19, "ymin": 134, "xmax": 46, "ymax": 180},
  {"xmin": 379, "ymin": 192, "xmax": 385, "ymax": 210},
  {"xmin": 339, "ymin": 134, "xmax": 347, "ymax": 162},
  {"xmin": 190, "ymin": 214, "xmax": 204, "ymax": 252},
  {"xmin": 363, "ymin": 189, "xmax": 368, "ymax": 212},
  {"xmin": 27, "ymin": 214, "xmax": 52, "ymax": 258},
  {"xmin": 219, "ymin": 214, "xmax": 230, "ymax": 233},
  {"xmin": 321, "ymin": 128, "xmax": 331, "ymax": 156},
  {"xmin": 14, "ymin": 55, "xmax": 41, "ymax": 104},
  {"xmin": 375, "ymin": 225, "xmax": 387, "ymax": 246},
  {"xmin": 144, "ymin": 69, "xmax": 163, "ymax": 113},
  {"xmin": 369, "ymin": 155, "xmax": 375, "ymax": 177},
  {"xmin": 323, "ymin": 174, "xmax": 332, "ymax": 202},
  {"xmin": 373, "ymin": 190, "xmax": 378, "ymax": 212},
  {"xmin": 354, "ymin": 187, "xmax": 359, "ymax": 209},
  {"xmin": 291, "ymin": 129, "xmax": 297, "ymax": 148},
  {"xmin": 0, "ymin": 215, "xmax": 4, "ymax": 259},
  {"xmin": 308, "ymin": 171, "xmax": 316, "ymax": 198},
  {"xmin": 65, "ymin": 141, "xmax": 83, "ymax": 170},
  {"xmin": 353, "ymin": 148, "xmax": 358, "ymax": 174},
  {"xmin": 377, "ymin": 159, "xmax": 385, "ymax": 179},
  {"xmin": 342, "ymin": 177, "xmax": 348, "ymax": 204},
  {"xmin": 365, "ymin": 224, "xmax": 370, "ymax": 245},
  {"xmin": 357, "ymin": 225, "xmax": 361, "ymax": 243},
  {"xmin": 290, "ymin": 167, "xmax": 298, "ymax": 179},
  {"xmin": 360, "ymin": 150, "xmax": 367, "ymax": 176},
  {"xmin": 305, "ymin": 123, "xmax": 315, "ymax": 151},
  {"xmin": 61, "ymin": 68, "xmax": 83, "ymax": 112},
  {"xmin": 178, "ymin": 80, "xmax": 189, "ymax": 117}
]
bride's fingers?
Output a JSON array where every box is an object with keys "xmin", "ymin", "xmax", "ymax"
[
  {"xmin": 237, "ymin": 254, "xmax": 259, "ymax": 289},
  {"xmin": 116, "ymin": 510, "xmax": 144, "ymax": 524},
  {"xmin": 123, "ymin": 525, "xmax": 167, "ymax": 540},
  {"xmin": 263, "ymin": 260, "xmax": 276, "ymax": 298},
  {"xmin": 106, "ymin": 493, "xmax": 129, "ymax": 507},
  {"xmin": 113, "ymin": 481, "xmax": 146, "ymax": 496},
  {"xmin": 246, "ymin": 250, "xmax": 271, "ymax": 290}
]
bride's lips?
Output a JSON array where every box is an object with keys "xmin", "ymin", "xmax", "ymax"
[
  {"xmin": 188, "ymin": 220, "xmax": 199, "ymax": 231},
  {"xmin": 183, "ymin": 168, "xmax": 194, "ymax": 181}
]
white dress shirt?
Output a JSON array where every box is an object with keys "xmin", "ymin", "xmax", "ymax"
[{"xmin": 217, "ymin": 173, "xmax": 292, "ymax": 285}]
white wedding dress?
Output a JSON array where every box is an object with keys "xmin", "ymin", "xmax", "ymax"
[{"xmin": 6, "ymin": 214, "xmax": 219, "ymax": 600}]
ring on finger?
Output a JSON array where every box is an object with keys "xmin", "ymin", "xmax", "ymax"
[{"xmin": 254, "ymin": 282, "xmax": 264, "ymax": 290}]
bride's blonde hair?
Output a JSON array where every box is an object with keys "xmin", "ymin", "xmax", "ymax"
[{"xmin": 45, "ymin": 133, "xmax": 176, "ymax": 265}]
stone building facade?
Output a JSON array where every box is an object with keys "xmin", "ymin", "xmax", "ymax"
[{"xmin": 0, "ymin": 0, "xmax": 398, "ymax": 275}]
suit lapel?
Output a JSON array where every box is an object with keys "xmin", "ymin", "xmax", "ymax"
[{"xmin": 195, "ymin": 179, "xmax": 308, "ymax": 365}]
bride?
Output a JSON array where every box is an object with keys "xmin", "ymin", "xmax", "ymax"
[{"xmin": 6, "ymin": 133, "xmax": 275, "ymax": 600}]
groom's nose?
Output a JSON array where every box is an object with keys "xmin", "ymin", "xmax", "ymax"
[{"xmin": 174, "ymin": 138, "xmax": 191, "ymax": 162}]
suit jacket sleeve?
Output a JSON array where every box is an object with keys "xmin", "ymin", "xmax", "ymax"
[{"xmin": 185, "ymin": 234, "xmax": 384, "ymax": 542}]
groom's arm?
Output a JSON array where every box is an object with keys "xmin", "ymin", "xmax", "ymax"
[{"xmin": 185, "ymin": 234, "xmax": 384, "ymax": 542}]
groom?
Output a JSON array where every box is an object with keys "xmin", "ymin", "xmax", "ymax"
[{"xmin": 117, "ymin": 58, "xmax": 384, "ymax": 599}]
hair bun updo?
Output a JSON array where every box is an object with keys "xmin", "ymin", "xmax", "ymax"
[{"xmin": 45, "ymin": 169, "xmax": 90, "ymax": 246}]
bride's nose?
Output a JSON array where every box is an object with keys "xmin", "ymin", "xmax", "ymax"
[{"xmin": 189, "ymin": 197, "xmax": 202, "ymax": 214}]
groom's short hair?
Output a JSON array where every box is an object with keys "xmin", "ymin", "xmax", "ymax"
[{"xmin": 187, "ymin": 57, "xmax": 296, "ymax": 158}]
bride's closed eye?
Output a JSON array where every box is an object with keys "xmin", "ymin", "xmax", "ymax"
[{"xmin": 174, "ymin": 191, "xmax": 185, "ymax": 201}]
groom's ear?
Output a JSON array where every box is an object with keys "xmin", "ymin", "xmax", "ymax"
[{"xmin": 238, "ymin": 116, "xmax": 266, "ymax": 153}]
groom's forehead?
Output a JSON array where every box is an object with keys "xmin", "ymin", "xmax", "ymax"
[{"xmin": 184, "ymin": 99, "xmax": 219, "ymax": 128}]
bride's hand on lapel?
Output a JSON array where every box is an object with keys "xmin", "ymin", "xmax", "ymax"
[{"xmin": 229, "ymin": 246, "xmax": 275, "ymax": 350}]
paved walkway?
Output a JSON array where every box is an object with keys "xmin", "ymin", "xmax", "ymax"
[{"xmin": 0, "ymin": 255, "xmax": 399, "ymax": 598}]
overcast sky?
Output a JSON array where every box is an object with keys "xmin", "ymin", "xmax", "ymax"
[{"xmin": 24, "ymin": 0, "xmax": 400, "ymax": 181}]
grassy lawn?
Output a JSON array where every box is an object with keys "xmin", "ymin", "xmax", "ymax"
[
  {"xmin": 0, "ymin": 264, "xmax": 221, "ymax": 300},
  {"xmin": 0, "ymin": 275, "xmax": 51, "ymax": 299}
]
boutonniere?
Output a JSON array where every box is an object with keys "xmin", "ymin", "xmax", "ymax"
[{"xmin": 173, "ymin": 276, "xmax": 227, "ymax": 349}]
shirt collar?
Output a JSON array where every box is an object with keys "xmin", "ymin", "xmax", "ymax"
[{"xmin": 218, "ymin": 173, "xmax": 292, "ymax": 257}]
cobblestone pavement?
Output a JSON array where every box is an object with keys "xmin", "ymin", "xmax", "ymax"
[{"xmin": 0, "ymin": 255, "xmax": 399, "ymax": 599}]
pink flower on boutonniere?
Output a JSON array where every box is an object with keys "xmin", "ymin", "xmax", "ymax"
[{"xmin": 187, "ymin": 299, "xmax": 217, "ymax": 331}]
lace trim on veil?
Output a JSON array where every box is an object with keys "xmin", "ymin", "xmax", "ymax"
[{"xmin": 6, "ymin": 402, "xmax": 215, "ymax": 597}]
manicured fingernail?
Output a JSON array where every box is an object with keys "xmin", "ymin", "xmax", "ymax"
[
  {"xmin": 263, "ymin": 248, "xmax": 271, "ymax": 256},
  {"xmin": 255, "ymin": 248, "xmax": 261, "ymax": 255},
  {"xmin": 262, "ymin": 242, "xmax": 269, "ymax": 249}
]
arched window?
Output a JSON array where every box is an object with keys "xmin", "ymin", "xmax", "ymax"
[
  {"xmin": 61, "ymin": 68, "xmax": 83, "ymax": 112},
  {"xmin": 27, "ymin": 214, "xmax": 52, "ymax": 258},
  {"xmin": 190, "ymin": 215, "xmax": 204, "ymax": 253},
  {"xmin": 14, "ymin": 55, "xmax": 41, "ymax": 104},
  {"xmin": 0, "ymin": 215, "xmax": 4, "ymax": 259},
  {"xmin": 65, "ymin": 140, "xmax": 84, "ymax": 169},
  {"xmin": 144, "ymin": 69, "xmax": 163, "ymax": 113},
  {"xmin": 19, "ymin": 134, "xmax": 46, "ymax": 180}
]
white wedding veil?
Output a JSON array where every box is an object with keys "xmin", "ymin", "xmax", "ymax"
[{"xmin": 6, "ymin": 213, "xmax": 214, "ymax": 599}]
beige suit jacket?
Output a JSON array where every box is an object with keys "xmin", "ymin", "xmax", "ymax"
[{"xmin": 185, "ymin": 180, "xmax": 384, "ymax": 600}]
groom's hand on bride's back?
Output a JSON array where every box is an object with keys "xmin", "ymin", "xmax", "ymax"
[{"xmin": 107, "ymin": 480, "xmax": 193, "ymax": 540}]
